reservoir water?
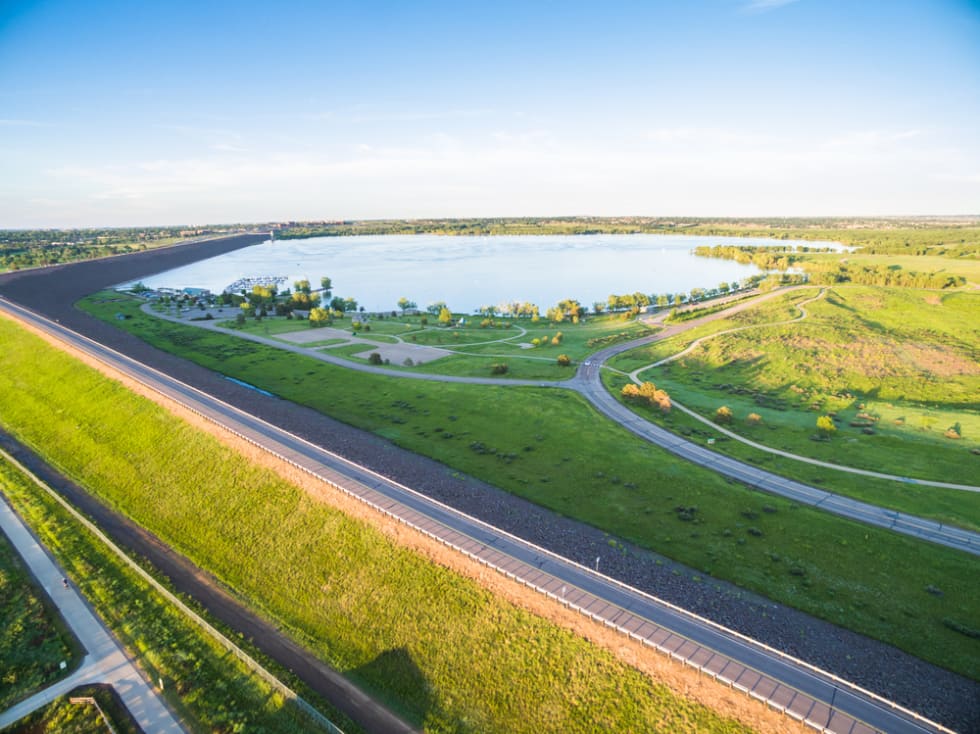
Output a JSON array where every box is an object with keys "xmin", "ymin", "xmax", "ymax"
[{"xmin": 124, "ymin": 234, "xmax": 836, "ymax": 313}]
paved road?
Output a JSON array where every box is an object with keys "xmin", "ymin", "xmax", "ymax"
[
  {"xmin": 0, "ymin": 494, "xmax": 185, "ymax": 732},
  {"xmin": 570, "ymin": 325, "xmax": 980, "ymax": 557},
  {"xmin": 0, "ymin": 297, "xmax": 952, "ymax": 734},
  {"xmin": 147, "ymin": 290, "xmax": 980, "ymax": 554},
  {"xmin": 628, "ymin": 290, "xmax": 979, "ymax": 493}
]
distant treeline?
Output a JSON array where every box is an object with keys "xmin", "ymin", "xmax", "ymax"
[
  {"xmin": 275, "ymin": 218, "xmax": 980, "ymax": 260},
  {"xmin": 693, "ymin": 244, "xmax": 833, "ymax": 271},
  {"xmin": 275, "ymin": 217, "xmax": 672, "ymax": 239},
  {"xmin": 806, "ymin": 263, "xmax": 965, "ymax": 289},
  {"xmin": 694, "ymin": 244, "xmax": 966, "ymax": 289},
  {"xmin": 276, "ymin": 216, "xmax": 948, "ymax": 239},
  {"xmin": 682, "ymin": 224, "xmax": 980, "ymax": 258},
  {"xmin": 0, "ymin": 226, "xmax": 242, "ymax": 271}
]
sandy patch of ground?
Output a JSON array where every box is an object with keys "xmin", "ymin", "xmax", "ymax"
[
  {"xmin": 3, "ymin": 309, "xmax": 792, "ymax": 734},
  {"xmin": 351, "ymin": 343, "xmax": 451, "ymax": 365},
  {"xmin": 277, "ymin": 326, "xmax": 360, "ymax": 344},
  {"xmin": 901, "ymin": 343, "xmax": 980, "ymax": 378}
]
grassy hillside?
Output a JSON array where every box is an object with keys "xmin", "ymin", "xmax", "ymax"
[
  {"xmin": 73, "ymin": 295, "xmax": 980, "ymax": 679},
  {"xmin": 0, "ymin": 457, "xmax": 351, "ymax": 734},
  {"xmin": 625, "ymin": 287, "xmax": 979, "ymax": 484},
  {"xmin": 0, "ymin": 525, "xmax": 78, "ymax": 709},
  {"xmin": 0, "ymin": 315, "xmax": 754, "ymax": 733}
]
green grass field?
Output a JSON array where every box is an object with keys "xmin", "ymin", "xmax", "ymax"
[
  {"xmin": 216, "ymin": 303, "xmax": 654, "ymax": 378},
  {"xmin": 614, "ymin": 287, "xmax": 980, "ymax": 489},
  {"xmin": 0, "ymin": 315, "xmax": 755, "ymax": 733},
  {"xmin": 0, "ymin": 525, "xmax": 78, "ymax": 709},
  {"xmin": 4, "ymin": 685, "xmax": 140, "ymax": 734},
  {"xmin": 0, "ymin": 457, "xmax": 351, "ymax": 734},
  {"xmin": 806, "ymin": 253, "xmax": 980, "ymax": 283},
  {"xmin": 73, "ymin": 295, "xmax": 980, "ymax": 680}
]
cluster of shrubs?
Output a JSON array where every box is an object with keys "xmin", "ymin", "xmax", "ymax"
[
  {"xmin": 530, "ymin": 331, "xmax": 563, "ymax": 347},
  {"xmin": 713, "ymin": 405, "xmax": 763, "ymax": 426},
  {"xmin": 621, "ymin": 382, "xmax": 671, "ymax": 413}
]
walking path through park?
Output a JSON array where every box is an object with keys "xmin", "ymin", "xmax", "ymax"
[
  {"xmin": 140, "ymin": 288, "xmax": 980, "ymax": 554},
  {"xmin": 626, "ymin": 291, "xmax": 980, "ymax": 492},
  {"xmin": 0, "ymin": 493, "xmax": 185, "ymax": 732},
  {"xmin": 149, "ymin": 288, "xmax": 980, "ymax": 493}
]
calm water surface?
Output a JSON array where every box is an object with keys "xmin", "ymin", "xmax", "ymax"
[{"xmin": 125, "ymin": 234, "xmax": 836, "ymax": 312}]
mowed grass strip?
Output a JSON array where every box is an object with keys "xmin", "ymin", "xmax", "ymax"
[
  {"xmin": 0, "ymin": 458, "xmax": 352, "ymax": 734},
  {"xmin": 0, "ymin": 317, "xmax": 752, "ymax": 733},
  {"xmin": 0, "ymin": 521, "xmax": 78, "ymax": 709},
  {"xmin": 74, "ymin": 294, "xmax": 980, "ymax": 679}
]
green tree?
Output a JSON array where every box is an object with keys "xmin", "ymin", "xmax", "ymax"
[
  {"xmin": 294, "ymin": 279, "xmax": 311, "ymax": 294},
  {"xmin": 309, "ymin": 307, "xmax": 331, "ymax": 326},
  {"xmin": 320, "ymin": 276, "xmax": 332, "ymax": 299},
  {"xmin": 397, "ymin": 297, "xmax": 417, "ymax": 313},
  {"xmin": 557, "ymin": 298, "xmax": 584, "ymax": 320},
  {"xmin": 657, "ymin": 295, "xmax": 669, "ymax": 308}
]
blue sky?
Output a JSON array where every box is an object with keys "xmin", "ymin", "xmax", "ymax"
[{"xmin": 1, "ymin": 0, "xmax": 978, "ymax": 227}]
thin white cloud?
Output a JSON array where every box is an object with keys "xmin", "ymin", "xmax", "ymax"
[
  {"xmin": 821, "ymin": 129, "xmax": 922, "ymax": 148},
  {"xmin": 28, "ymin": 122, "xmax": 977, "ymax": 225},
  {"xmin": 741, "ymin": 0, "xmax": 801, "ymax": 13},
  {"xmin": 211, "ymin": 143, "xmax": 249, "ymax": 153},
  {"xmin": 348, "ymin": 108, "xmax": 495, "ymax": 124},
  {"xmin": 646, "ymin": 127, "xmax": 768, "ymax": 146},
  {"xmin": 0, "ymin": 118, "xmax": 52, "ymax": 127}
]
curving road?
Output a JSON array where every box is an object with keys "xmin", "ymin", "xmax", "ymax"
[
  {"xmin": 0, "ymin": 293, "xmax": 954, "ymax": 734},
  {"xmin": 626, "ymin": 290, "xmax": 979, "ymax": 493},
  {"xmin": 145, "ymin": 288, "xmax": 980, "ymax": 554},
  {"xmin": 572, "ymin": 345, "xmax": 980, "ymax": 557}
]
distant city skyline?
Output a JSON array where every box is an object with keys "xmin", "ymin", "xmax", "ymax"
[{"xmin": 1, "ymin": 0, "xmax": 978, "ymax": 228}]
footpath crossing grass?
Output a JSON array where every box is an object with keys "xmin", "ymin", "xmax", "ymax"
[
  {"xmin": 0, "ymin": 525, "xmax": 78, "ymax": 710},
  {"xmin": 0, "ymin": 316, "xmax": 753, "ymax": 733},
  {"xmin": 0, "ymin": 457, "xmax": 350, "ymax": 734},
  {"xmin": 4, "ymin": 684, "xmax": 140, "ymax": 734},
  {"xmin": 608, "ymin": 288, "xmax": 980, "ymax": 530},
  {"xmin": 613, "ymin": 287, "xmax": 980, "ymax": 487},
  {"xmin": 216, "ymin": 302, "xmax": 654, "ymax": 378},
  {"xmin": 73, "ymin": 294, "xmax": 980, "ymax": 680}
]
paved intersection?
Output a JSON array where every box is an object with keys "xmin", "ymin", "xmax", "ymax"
[{"xmin": 0, "ymin": 494, "xmax": 184, "ymax": 732}]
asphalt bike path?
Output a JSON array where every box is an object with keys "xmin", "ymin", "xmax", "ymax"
[{"xmin": 0, "ymin": 493, "xmax": 185, "ymax": 732}]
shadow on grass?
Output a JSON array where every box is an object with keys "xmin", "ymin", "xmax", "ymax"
[{"xmin": 351, "ymin": 646, "xmax": 447, "ymax": 731}]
